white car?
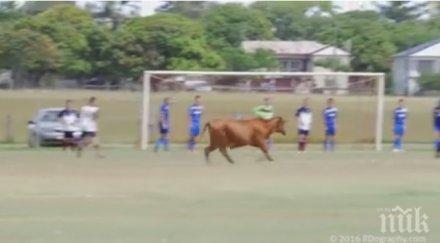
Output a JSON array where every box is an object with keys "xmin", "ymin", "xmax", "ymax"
[{"xmin": 27, "ymin": 108, "xmax": 82, "ymax": 147}]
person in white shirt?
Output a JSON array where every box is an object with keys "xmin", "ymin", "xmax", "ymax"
[
  {"xmin": 77, "ymin": 97, "xmax": 103, "ymax": 158},
  {"xmin": 295, "ymin": 97, "xmax": 313, "ymax": 151},
  {"xmin": 57, "ymin": 99, "xmax": 79, "ymax": 150}
]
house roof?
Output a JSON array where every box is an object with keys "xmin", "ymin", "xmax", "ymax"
[
  {"xmin": 394, "ymin": 38, "xmax": 440, "ymax": 58},
  {"xmin": 242, "ymin": 41, "xmax": 350, "ymax": 56}
]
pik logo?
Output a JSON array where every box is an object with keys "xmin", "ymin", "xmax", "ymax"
[{"xmin": 379, "ymin": 205, "xmax": 429, "ymax": 234}]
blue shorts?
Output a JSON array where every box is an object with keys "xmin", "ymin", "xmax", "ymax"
[
  {"xmin": 326, "ymin": 127, "xmax": 336, "ymax": 136},
  {"xmin": 394, "ymin": 125, "xmax": 405, "ymax": 136},
  {"xmin": 159, "ymin": 122, "xmax": 169, "ymax": 134},
  {"xmin": 190, "ymin": 126, "xmax": 200, "ymax": 137},
  {"xmin": 435, "ymin": 125, "xmax": 440, "ymax": 133}
]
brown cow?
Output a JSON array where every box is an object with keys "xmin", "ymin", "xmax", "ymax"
[{"xmin": 201, "ymin": 116, "xmax": 286, "ymax": 163}]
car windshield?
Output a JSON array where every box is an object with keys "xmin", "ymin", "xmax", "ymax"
[{"xmin": 39, "ymin": 111, "xmax": 60, "ymax": 122}]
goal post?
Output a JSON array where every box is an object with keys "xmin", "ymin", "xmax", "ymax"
[{"xmin": 140, "ymin": 70, "xmax": 385, "ymax": 151}]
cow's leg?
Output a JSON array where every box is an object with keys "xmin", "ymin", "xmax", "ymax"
[
  {"xmin": 256, "ymin": 139, "xmax": 274, "ymax": 162},
  {"xmin": 204, "ymin": 145, "xmax": 216, "ymax": 163},
  {"xmin": 219, "ymin": 147, "xmax": 234, "ymax": 164}
]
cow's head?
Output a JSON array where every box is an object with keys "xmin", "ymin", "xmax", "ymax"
[{"xmin": 271, "ymin": 116, "xmax": 286, "ymax": 135}]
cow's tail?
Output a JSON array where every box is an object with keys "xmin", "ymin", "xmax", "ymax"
[{"xmin": 201, "ymin": 122, "xmax": 211, "ymax": 138}]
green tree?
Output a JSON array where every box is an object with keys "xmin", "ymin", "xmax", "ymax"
[
  {"xmin": 317, "ymin": 11, "xmax": 396, "ymax": 72},
  {"xmin": 203, "ymin": 3, "xmax": 274, "ymax": 48},
  {"xmin": 156, "ymin": 1, "xmax": 217, "ymax": 19},
  {"xmin": 376, "ymin": 1, "xmax": 427, "ymax": 23},
  {"xmin": 0, "ymin": 1, "xmax": 23, "ymax": 27},
  {"xmin": 251, "ymin": 1, "xmax": 332, "ymax": 40},
  {"xmin": 111, "ymin": 14, "xmax": 224, "ymax": 79},
  {"xmin": 19, "ymin": 5, "xmax": 100, "ymax": 77},
  {"xmin": 85, "ymin": 1, "xmax": 141, "ymax": 30},
  {"xmin": 20, "ymin": 1, "xmax": 75, "ymax": 15},
  {"xmin": 391, "ymin": 19, "xmax": 440, "ymax": 52},
  {"xmin": 0, "ymin": 28, "xmax": 59, "ymax": 87},
  {"xmin": 419, "ymin": 73, "xmax": 440, "ymax": 91}
]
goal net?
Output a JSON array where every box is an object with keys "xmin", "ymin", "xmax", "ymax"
[{"xmin": 140, "ymin": 71, "xmax": 385, "ymax": 151}]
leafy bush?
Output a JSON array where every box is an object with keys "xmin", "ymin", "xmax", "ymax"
[{"xmin": 419, "ymin": 73, "xmax": 440, "ymax": 91}]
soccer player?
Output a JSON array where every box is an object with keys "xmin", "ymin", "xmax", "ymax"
[
  {"xmin": 253, "ymin": 97, "xmax": 274, "ymax": 120},
  {"xmin": 323, "ymin": 98, "xmax": 338, "ymax": 151},
  {"xmin": 253, "ymin": 97, "xmax": 274, "ymax": 148},
  {"xmin": 295, "ymin": 98, "xmax": 313, "ymax": 152},
  {"xmin": 77, "ymin": 97, "xmax": 103, "ymax": 158},
  {"xmin": 187, "ymin": 95, "xmax": 203, "ymax": 152},
  {"xmin": 433, "ymin": 100, "xmax": 440, "ymax": 158},
  {"xmin": 58, "ymin": 99, "xmax": 79, "ymax": 150},
  {"xmin": 154, "ymin": 97, "xmax": 171, "ymax": 152},
  {"xmin": 393, "ymin": 98, "xmax": 408, "ymax": 152}
]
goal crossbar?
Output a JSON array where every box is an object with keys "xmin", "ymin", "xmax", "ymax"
[
  {"xmin": 146, "ymin": 70, "xmax": 384, "ymax": 77},
  {"xmin": 141, "ymin": 70, "xmax": 385, "ymax": 151}
]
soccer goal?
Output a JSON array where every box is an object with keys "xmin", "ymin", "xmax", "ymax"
[{"xmin": 140, "ymin": 71, "xmax": 385, "ymax": 151}]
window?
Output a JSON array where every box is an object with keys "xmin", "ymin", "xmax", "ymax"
[
  {"xmin": 279, "ymin": 59, "xmax": 304, "ymax": 71},
  {"xmin": 417, "ymin": 60, "xmax": 434, "ymax": 74},
  {"xmin": 290, "ymin": 60, "xmax": 303, "ymax": 71}
]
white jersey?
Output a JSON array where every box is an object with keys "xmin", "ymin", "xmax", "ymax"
[
  {"xmin": 80, "ymin": 105, "xmax": 99, "ymax": 132},
  {"xmin": 58, "ymin": 109, "xmax": 78, "ymax": 132},
  {"xmin": 296, "ymin": 106, "xmax": 313, "ymax": 131}
]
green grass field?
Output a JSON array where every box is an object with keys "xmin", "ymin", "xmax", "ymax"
[
  {"xmin": 0, "ymin": 145, "xmax": 439, "ymax": 243},
  {"xmin": 0, "ymin": 90, "xmax": 438, "ymax": 145}
]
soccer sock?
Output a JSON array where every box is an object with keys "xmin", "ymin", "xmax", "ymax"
[
  {"xmin": 393, "ymin": 138, "xmax": 399, "ymax": 149},
  {"xmin": 436, "ymin": 139, "xmax": 440, "ymax": 152},
  {"xmin": 188, "ymin": 139, "xmax": 196, "ymax": 151},
  {"xmin": 163, "ymin": 138, "xmax": 169, "ymax": 151},
  {"xmin": 155, "ymin": 138, "xmax": 162, "ymax": 150},
  {"xmin": 330, "ymin": 140, "xmax": 335, "ymax": 151},
  {"xmin": 324, "ymin": 140, "xmax": 329, "ymax": 151}
]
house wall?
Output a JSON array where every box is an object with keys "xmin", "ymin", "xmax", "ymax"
[
  {"xmin": 277, "ymin": 55, "xmax": 351, "ymax": 72},
  {"xmin": 393, "ymin": 57, "xmax": 407, "ymax": 95},
  {"xmin": 393, "ymin": 56, "xmax": 440, "ymax": 95},
  {"xmin": 312, "ymin": 55, "xmax": 351, "ymax": 66},
  {"xmin": 411, "ymin": 57, "xmax": 440, "ymax": 74}
]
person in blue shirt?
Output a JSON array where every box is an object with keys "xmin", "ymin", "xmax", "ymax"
[
  {"xmin": 393, "ymin": 99, "xmax": 408, "ymax": 152},
  {"xmin": 433, "ymin": 100, "xmax": 440, "ymax": 158},
  {"xmin": 323, "ymin": 98, "xmax": 338, "ymax": 151},
  {"xmin": 188, "ymin": 95, "xmax": 203, "ymax": 152},
  {"xmin": 154, "ymin": 97, "xmax": 171, "ymax": 152}
]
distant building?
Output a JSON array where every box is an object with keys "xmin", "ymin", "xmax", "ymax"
[
  {"xmin": 242, "ymin": 40, "xmax": 350, "ymax": 72},
  {"xmin": 393, "ymin": 39, "xmax": 440, "ymax": 95}
]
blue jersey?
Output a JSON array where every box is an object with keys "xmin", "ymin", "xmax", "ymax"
[
  {"xmin": 323, "ymin": 107, "xmax": 337, "ymax": 128},
  {"xmin": 393, "ymin": 107, "xmax": 408, "ymax": 127},
  {"xmin": 434, "ymin": 106, "xmax": 440, "ymax": 128},
  {"xmin": 160, "ymin": 103, "xmax": 170, "ymax": 123},
  {"xmin": 188, "ymin": 104, "xmax": 203, "ymax": 127}
]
